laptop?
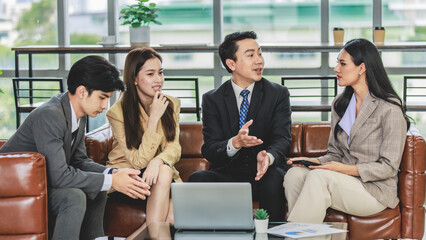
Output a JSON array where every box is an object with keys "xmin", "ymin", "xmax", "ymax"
[
  {"xmin": 174, "ymin": 231, "xmax": 254, "ymax": 240},
  {"xmin": 171, "ymin": 182, "xmax": 254, "ymax": 231}
]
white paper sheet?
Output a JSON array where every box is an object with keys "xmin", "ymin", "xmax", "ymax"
[{"xmin": 267, "ymin": 222, "xmax": 347, "ymax": 239}]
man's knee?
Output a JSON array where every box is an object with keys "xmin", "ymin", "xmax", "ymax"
[
  {"xmin": 258, "ymin": 169, "xmax": 285, "ymax": 197},
  {"xmin": 54, "ymin": 188, "xmax": 87, "ymax": 214},
  {"xmin": 188, "ymin": 170, "xmax": 211, "ymax": 182},
  {"xmin": 93, "ymin": 191, "xmax": 107, "ymax": 206}
]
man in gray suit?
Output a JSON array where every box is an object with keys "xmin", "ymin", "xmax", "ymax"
[{"xmin": 0, "ymin": 56, "xmax": 150, "ymax": 240}]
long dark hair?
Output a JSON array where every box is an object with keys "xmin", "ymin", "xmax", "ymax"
[
  {"xmin": 334, "ymin": 39, "xmax": 410, "ymax": 140},
  {"xmin": 121, "ymin": 48, "xmax": 176, "ymax": 149}
]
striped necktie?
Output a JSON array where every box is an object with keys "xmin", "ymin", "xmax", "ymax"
[{"xmin": 239, "ymin": 89, "xmax": 250, "ymax": 128}]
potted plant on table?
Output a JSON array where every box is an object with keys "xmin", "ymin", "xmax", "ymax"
[
  {"xmin": 119, "ymin": 0, "xmax": 161, "ymax": 47},
  {"xmin": 254, "ymin": 208, "xmax": 269, "ymax": 233}
]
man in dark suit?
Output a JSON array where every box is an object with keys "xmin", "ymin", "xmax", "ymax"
[
  {"xmin": 0, "ymin": 56, "xmax": 150, "ymax": 240},
  {"xmin": 189, "ymin": 31, "xmax": 292, "ymax": 221}
]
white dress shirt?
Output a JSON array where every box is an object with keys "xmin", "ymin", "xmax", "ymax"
[{"xmin": 69, "ymin": 101, "xmax": 113, "ymax": 191}]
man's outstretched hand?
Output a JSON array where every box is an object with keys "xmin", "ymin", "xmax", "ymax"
[
  {"xmin": 255, "ymin": 150, "xmax": 269, "ymax": 181},
  {"xmin": 232, "ymin": 120, "xmax": 263, "ymax": 149}
]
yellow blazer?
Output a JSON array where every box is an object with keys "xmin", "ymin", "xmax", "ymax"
[
  {"xmin": 319, "ymin": 93, "xmax": 407, "ymax": 208},
  {"xmin": 106, "ymin": 95, "xmax": 182, "ymax": 183}
]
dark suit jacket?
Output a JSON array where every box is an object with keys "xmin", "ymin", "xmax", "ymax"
[
  {"xmin": 201, "ymin": 78, "xmax": 292, "ymax": 175},
  {"xmin": 0, "ymin": 93, "xmax": 106, "ymax": 199}
]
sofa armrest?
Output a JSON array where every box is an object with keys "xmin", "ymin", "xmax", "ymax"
[
  {"xmin": 0, "ymin": 152, "xmax": 48, "ymax": 239},
  {"xmin": 399, "ymin": 135, "xmax": 426, "ymax": 239}
]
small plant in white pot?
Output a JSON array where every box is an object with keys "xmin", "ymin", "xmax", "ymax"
[
  {"xmin": 119, "ymin": 0, "xmax": 161, "ymax": 47},
  {"xmin": 254, "ymin": 208, "xmax": 269, "ymax": 233}
]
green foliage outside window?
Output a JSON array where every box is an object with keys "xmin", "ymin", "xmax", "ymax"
[{"xmin": 0, "ymin": 71, "xmax": 3, "ymax": 94}]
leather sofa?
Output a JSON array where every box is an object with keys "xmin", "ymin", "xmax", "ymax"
[
  {"xmin": 84, "ymin": 122, "xmax": 426, "ymax": 240},
  {"xmin": 0, "ymin": 122, "xmax": 425, "ymax": 239},
  {"xmin": 0, "ymin": 139, "xmax": 48, "ymax": 240}
]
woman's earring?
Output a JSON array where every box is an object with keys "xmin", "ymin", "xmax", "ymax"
[{"xmin": 359, "ymin": 72, "xmax": 362, "ymax": 76}]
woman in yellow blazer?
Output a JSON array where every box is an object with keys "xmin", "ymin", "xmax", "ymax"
[
  {"xmin": 284, "ymin": 39, "xmax": 411, "ymax": 223},
  {"xmin": 107, "ymin": 47, "xmax": 182, "ymax": 227}
]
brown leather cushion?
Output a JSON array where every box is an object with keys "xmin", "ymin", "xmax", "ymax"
[
  {"xmin": 0, "ymin": 139, "xmax": 6, "ymax": 148},
  {"xmin": 179, "ymin": 122, "xmax": 203, "ymax": 157},
  {"xmin": 175, "ymin": 158, "xmax": 209, "ymax": 182},
  {"xmin": 348, "ymin": 206, "xmax": 401, "ymax": 240},
  {"xmin": 104, "ymin": 198, "xmax": 146, "ymax": 237},
  {"xmin": 324, "ymin": 209, "xmax": 347, "ymax": 223},
  {"xmin": 289, "ymin": 123, "xmax": 302, "ymax": 157},
  {"xmin": 399, "ymin": 135, "xmax": 426, "ymax": 239},
  {"xmin": 0, "ymin": 153, "xmax": 48, "ymax": 239},
  {"xmin": 85, "ymin": 124, "xmax": 113, "ymax": 165},
  {"xmin": 302, "ymin": 122, "xmax": 330, "ymax": 157}
]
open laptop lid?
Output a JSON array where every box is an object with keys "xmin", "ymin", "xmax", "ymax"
[
  {"xmin": 174, "ymin": 231, "xmax": 254, "ymax": 240},
  {"xmin": 172, "ymin": 182, "xmax": 254, "ymax": 231}
]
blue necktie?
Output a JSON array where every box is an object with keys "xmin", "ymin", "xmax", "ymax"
[{"xmin": 239, "ymin": 90, "xmax": 250, "ymax": 128}]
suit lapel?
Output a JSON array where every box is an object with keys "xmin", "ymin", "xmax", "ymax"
[
  {"xmin": 60, "ymin": 93, "xmax": 73, "ymax": 163},
  {"xmin": 71, "ymin": 116, "xmax": 86, "ymax": 154},
  {"xmin": 349, "ymin": 93, "xmax": 378, "ymax": 144},
  {"xmin": 246, "ymin": 80, "xmax": 263, "ymax": 123},
  {"xmin": 223, "ymin": 80, "xmax": 240, "ymax": 134}
]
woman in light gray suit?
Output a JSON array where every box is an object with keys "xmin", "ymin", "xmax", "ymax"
[{"xmin": 283, "ymin": 39, "xmax": 411, "ymax": 223}]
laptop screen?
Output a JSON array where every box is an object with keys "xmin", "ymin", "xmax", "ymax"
[{"xmin": 172, "ymin": 182, "xmax": 254, "ymax": 231}]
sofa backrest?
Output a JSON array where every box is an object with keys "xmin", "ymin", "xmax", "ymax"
[
  {"xmin": 0, "ymin": 139, "xmax": 6, "ymax": 148},
  {"xmin": 399, "ymin": 135, "xmax": 426, "ymax": 238},
  {"xmin": 84, "ymin": 122, "xmax": 330, "ymax": 180}
]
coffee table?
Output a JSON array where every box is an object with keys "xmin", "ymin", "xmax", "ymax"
[{"xmin": 126, "ymin": 222, "xmax": 348, "ymax": 240}]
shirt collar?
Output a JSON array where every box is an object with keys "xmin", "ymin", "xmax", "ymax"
[
  {"xmin": 69, "ymin": 101, "xmax": 80, "ymax": 133},
  {"xmin": 231, "ymin": 79, "xmax": 255, "ymax": 101},
  {"xmin": 338, "ymin": 92, "xmax": 370, "ymax": 144}
]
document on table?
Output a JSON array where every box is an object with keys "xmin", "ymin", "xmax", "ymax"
[{"xmin": 267, "ymin": 222, "xmax": 347, "ymax": 239}]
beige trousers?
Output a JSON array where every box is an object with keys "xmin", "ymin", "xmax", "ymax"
[{"xmin": 283, "ymin": 167, "xmax": 386, "ymax": 223}]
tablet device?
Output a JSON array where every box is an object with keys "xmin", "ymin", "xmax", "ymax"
[{"xmin": 292, "ymin": 160, "xmax": 321, "ymax": 167}]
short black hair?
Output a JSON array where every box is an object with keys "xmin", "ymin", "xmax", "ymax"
[
  {"xmin": 67, "ymin": 55, "xmax": 124, "ymax": 95},
  {"xmin": 219, "ymin": 31, "xmax": 257, "ymax": 73}
]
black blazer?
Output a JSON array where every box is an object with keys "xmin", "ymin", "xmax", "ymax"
[{"xmin": 201, "ymin": 78, "xmax": 292, "ymax": 175}]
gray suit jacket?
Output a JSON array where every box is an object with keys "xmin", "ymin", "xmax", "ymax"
[
  {"xmin": 0, "ymin": 93, "xmax": 106, "ymax": 199},
  {"xmin": 319, "ymin": 93, "xmax": 407, "ymax": 208}
]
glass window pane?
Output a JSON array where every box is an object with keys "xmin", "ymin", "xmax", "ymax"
[
  {"xmin": 118, "ymin": 0, "xmax": 213, "ymax": 70},
  {"xmin": 0, "ymin": 0, "xmax": 58, "ymax": 70},
  {"xmin": 382, "ymin": 0, "xmax": 426, "ymax": 67},
  {"xmin": 162, "ymin": 53, "xmax": 213, "ymax": 69},
  {"xmin": 224, "ymin": 1, "xmax": 321, "ymax": 43},
  {"xmin": 0, "ymin": 77, "xmax": 16, "ymax": 138},
  {"xmin": 69, "ymin": 0, "xmax": 107, "ymax": 45},
  {"xmin": 118, "ymin": 0, "xmax": 213, "ymax": 45},
  {"xmin": 224, "ymin": 1, "xmax": 321, "ymax": 68},
  {"xmin": 329, "ymin": 1, "xmax": 373, "ymax": 43}
]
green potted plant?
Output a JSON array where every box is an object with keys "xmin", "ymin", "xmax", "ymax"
[
  {"xmin": 119, "ymin": 0, "xmax": 161, "ymax": 47},
  {"xmin": 254, "ymin": 208, "xmax": 269, "ymax": 233}
]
